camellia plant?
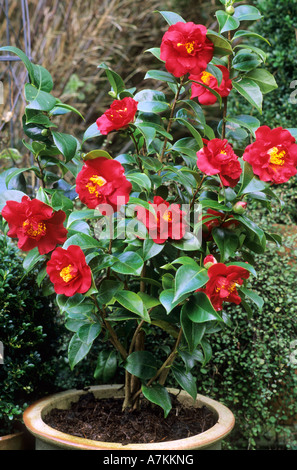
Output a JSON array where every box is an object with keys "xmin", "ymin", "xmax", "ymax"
[{"xmin": 1, "ymin": 1, "xmax": 297, "ymax": 418}]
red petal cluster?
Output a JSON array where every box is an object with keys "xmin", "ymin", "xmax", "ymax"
[
  {"xmin": 76, "ymin": 157, "xmax": 132, "ymax": 211},
  {"xmin": 96, "ymin": 97, "xmax": 138, "ymax": 135},
  {"xmin": 46, "ymin": 245, "xmax": 92, "ymax": 296},
  {"xmin": 197, "ymin": 138, "xmax": 242, "ymax": 187},
  {"xmin": 136, "ymin": 196, "xmax": 187, "ymax": 244},
  {"xmin": 200, "ymin": 263, "xmax": 250, "ymax": 311},
  {"xmin": 189, "ymin": 65, "xmax": 232, "ymax": 105},
  {"xmin": 1, "ymin": 196, "xmax": 67, "ymax": 255},
  {"xmin": 243, "ymin": 126, "xmax": 297, "ymax": 184},
  {"xmin": 160, "ymin": 22, "xmax": 214, "ymax": 78}
]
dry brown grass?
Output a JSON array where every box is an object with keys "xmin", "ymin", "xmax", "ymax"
[{"xmin": 0, "ymin": 0, "xmax": 218, "ymax": 151}]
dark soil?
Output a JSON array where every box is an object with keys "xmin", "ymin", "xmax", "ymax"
[{"xmin": 43, "ymin": 391, "xmax": 216, "ymax": 444}]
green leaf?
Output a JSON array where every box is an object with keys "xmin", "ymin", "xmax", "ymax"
[
  {"xmin": 232, "ymin": 30, "xmax": 271, "ymax": 45},
  {"xmin": 68, "ymin": 333, "xmax": 92, "ymax": 369},
  {"xmin": 94, "ymin": 350, "xmax": 118, "ymax": 382},
  {"xmin": 160, "ymin": 289, "xmax": 188, "ymax": 315},
  {"xmin": 245, "ymin": 69, "xmax": 278, "ymax": 95},
  {"xmin": 23, "ymin": 247, "xmax": 44, "ymax": 272},
  {"xmin": 114, "ymin": 290, "xmax": 150, "ymax": 321},
  {"xmin": 0, "ymin": 46, "xmax": 35, "ymax": 83},
  {"xmin": 232, "ymin": 214, "xmax": 266, "ymax": 250},
  {"xmin": 98, "ymin": 63, "xmax": 125, "ymax": 96},
  {"xmin": 239, "ymin": 287, "xmax": 264, "ymax": 312},
  {"xmin": 216, "ymin": 10, "xmax": 240, "ymax": 34},
  {"xmin": 232, "ymin": 50, "xmax": 262, "ymax": 72},
  {"xmin": 141, "ymin": 384, "xmax": 172, "ymax": 418},
  {"xmin": 97, "ymin": 280, "xmax": 124, "ymax": 305},
  {"xmin": 226, "ymin": 115, "xmax": 260, "ymax": 137},
  {"xmin": 125, "ymin": 351, "xmax": 158, "ymax": 380},
  {"xmin": 174, "ymin": 265, "xmax": 208, "ymax": 302},
  {"xmin": 175, "ymin": 116, "xmax": 204, "ymax": 148},
  {"xmin": 25, "ymin": 83, "xmax": 57, "ymax": 112},
  {"xmin": 0, "ymin": 189, "xmax": 27, "ymax": 212},
  {"xmin": 157, "ymin": 10, "xmax": 186, "ymax": 25},
  {"xmin": 232, "ymin": 78, "xmax": 263, "ymax": 114},
  {"xmin": 51, "ymin": 131, "xmax": 78, "ymax": 162},
  {"xmin": 126, "ymin": 172, "xmax": 151, "ymax": 192},
  {"xmin": 180, "ymin": 310, "xmax": 206, "ymax": 353},
  {"xmin": 63, "ymin": 233, "xmax": 101, "ymax": 250},
  {"xmin": 142, "ymin": 237, "xmax": 164, "ymax": 261},
  {"xmin": 82, "ymin": 122, "xmax": 101, "ymax": 143},
  {"xmin": 145, "ymin": 47, "xmax": 163, "ymax": 62},
  {"xmin": 53, "ymin": 102, "xmax": 84, "ymax": 120},
  {"xmin": 83, "ymin": 149, "xmax": 112, "ymax": 161},
  {"xmin": 32, "ymin": 64, "xmax": 53, "ymax": 92},
  {"xmin": 144, "ymin": 70, "xmax": 177, "ymax": 84},
  {"xmin": 77, "ymin": 322, "xmax": 101, "ymax": 344},
  {"xmin": 212, "ymin": 227, "xmax": 239, "ymax": 262},
  {"xmin": 233, "ymin": 5, "xmax": 263, "ymax": 21},
  {"xmin": 172, "ymin": 364, "xmax": 197, "ymax": 401},
  {"xmin": 206, "ymin": 30, "xmax": 233, "ymax": 56},
  {"xmin": 112, "ymin": 251, "xmax": 144, "ymax": 276},
  {"xmin": 181, "ymin": 292, "xmax": 223, "ymax": 323}
]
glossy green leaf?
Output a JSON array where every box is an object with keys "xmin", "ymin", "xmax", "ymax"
[
  {"xmin": 157, "ymin": 10, "xmax": 186, "ymax": 25},
  {"xmin": 82, "ymin": 122, "xmax": 101, "ymax": 143},
  {"xmin": 68, "ymin": 333, "xmax": 92, "ymax": 369},
  {"xmin": 232, "ymin": 78, "xmax": 263, "ymax": 114},
  {"xmin": 245, "ymin": 69, "xmax": 278, "ymax": 94},
  {"xmin": 125, "ymin": 351, "xmax": 158, "ymax": 380},
  {"xmin": 212, "ymin": 227, "xmax": 239, "ymax": 262},
  {"xmin": 25, "ymin": 84, "xmax": 57, "ymax": 112},
  {"xmin": 180, "ymin": 310, "xmax": 206, "ymax": 352},
  {"xmin": 114, "ymin": 290, "xmax": 150, "ymax": 321},
  {"xmin": 141, "ymin": 384, "xmax": 172, "ymax": 418},
  {"xmin": 216, "ymin": 10, "xmax": 240, "ymax": 34},
  {"xmin": 94, "ymin": 350, "xmax": 118, "ymax": 382},
  {"xmin": 233, "ymin": 5, "xmax": 263, "ymax": 22},
  {"xmin": 181, "ymin": 292, "xmax": 223, "ymax": 323},
  {"xmin": 174, "ymin": 265, "xmax": 208, "ymax": 302},
  {"xmin": 172, "ymin": 364, "xmax": 197, "ymax": 401},
  {"xmin": 51, "ymin": 131, "xmax": 78, "ymax": 162},
  {"xmin": 112, "ymin": 251, "xmax": 144, "ymax": 276},
  {"xmin": 207, "ymin": 30, "xmax": 233, "ymax": 56}
]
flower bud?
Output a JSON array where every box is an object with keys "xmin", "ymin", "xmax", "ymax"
[
  {"xmin": 203, "ymin": 255, "xmax": 218, "ymax": 269},
  {"xmin": 226, "ymin": 6, "xmax": 235, "ymax": 15},
  {"xmin": 232, "ymin": 201, "xmax": 247, "ymax": 214}
]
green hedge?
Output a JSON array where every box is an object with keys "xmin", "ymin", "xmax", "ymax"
[{"xmin": 0, "ymin": 236, "xmax": 63, "ymax": 435}]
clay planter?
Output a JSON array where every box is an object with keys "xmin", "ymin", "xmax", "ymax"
[
  {"xmin": 23, "ymin": 385, "xmax": 235, "ymax": 450},
  {"xmin": 0, "ymin": 430, "xmax": 34, "ymax": 450}
]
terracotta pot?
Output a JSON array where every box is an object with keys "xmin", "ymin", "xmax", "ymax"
[
  {"xmin": 23, "ymin": 385, "xmax": 235, "ymax": 450},
  {"xmin": 0, "ymin": 430, "xmax": 34, "ymax": 450}
]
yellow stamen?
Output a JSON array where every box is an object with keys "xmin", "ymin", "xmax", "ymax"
[
  {"xmin": 177, "ymin": 41, "xmax": 195, "ymax": 54},
  {"xmin": 86, "ymin": 175, "xmax": 107, "ymax": 197},
  {"xmin": 268, "ymin": 147, "xmax": 286, "ymax": 166},
  {"xmin": 162, "ymin": 210, "xmax": 172, "ymax": 222},
  {"xmin": 23, "ymin": 220, "xmax": 46, "ymax": 238},
  {"xmin": 200, "ymin": 71, "xmax": 213, "ymax": 85},
  {"xmin": 60, "ymin": 265, "xmax": 74, "ymax": 283}
]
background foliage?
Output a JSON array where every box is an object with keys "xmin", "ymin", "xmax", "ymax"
[{"xmin": 0, "ymin": 0, "xmax": 297, "ymax": 449}]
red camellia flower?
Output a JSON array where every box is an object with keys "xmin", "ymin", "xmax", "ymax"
[
  {"xmin": 202, "ymin": 208, "xmax": 239, "ymax": 240},
  {"xmin": 200, "ymin": 263, "xmax": 250, "ymax": 311},
  {"xmin": 46, "ymin": 245, "xmax": 92, "ymax": 296},
  {"xmin": 242, "ymin": 126, "xmax": 297, "ymax": 184},
  {"xmin": 160, "ymin": 22, "xmax": 214, "ymax": 78},
  {"xmin": 135, "ymin": 196, "xmax": 187, "ymax": 244},
  {"xmin": 76, "ymin": 157, "xmax": 132, "ymax": 211},
  {"xmin": 197, "ymin": 138, "xmax": 242, "ymax": 187},
  {"xmin": 189, "ymin": 65, "xmax": 232, "ymax": 105},
  {"xmin": 1, "ymin": 195, "xmax": 67, "ymax": 255},
  {"xmin": 96, "ymin": 97, "xmax": 138, "ymax": 135}
]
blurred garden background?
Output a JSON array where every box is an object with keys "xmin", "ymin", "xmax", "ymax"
[{"xmin": 1, "ymin": 0, "xmax": 297, "ymax": 450}]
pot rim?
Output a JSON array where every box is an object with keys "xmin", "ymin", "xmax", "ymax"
[{"xmin": 23, "ymin": 384, "xmax": 235, "ymax": 450}]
